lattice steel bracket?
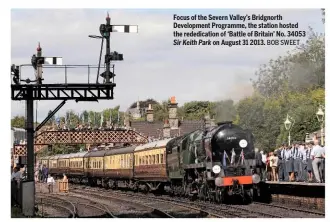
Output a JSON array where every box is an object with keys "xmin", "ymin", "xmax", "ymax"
[{"xmin": 11, "ymin": 83, "xmax": 116, "ymax": 101}]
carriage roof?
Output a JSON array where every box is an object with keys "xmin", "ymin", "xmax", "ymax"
[
  {"xmin": 105, "ymin": 146, "xmax": 136, "ymax": 156},
  {"xmin": 84, "ymin": 150, "xmax": 107, "ymax": 158},
  {"xmin": 49, "ymin": 155, "xmax": 62, "ymax": 160},
  {"xmin": 66, "ymin": 151, "xmax": 88, "ymax": 158},
  {"xmin": 134, "ymin": 138, "xmax": 172, "ymax": 152},
  {"xmin": 58, "ymin": 154, "xmax": 72, "ymax": 159},
  {"xmin": 39, "ymin": 156, "xmax": 52, "ymax": 160}
]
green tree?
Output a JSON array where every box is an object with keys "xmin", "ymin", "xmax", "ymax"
[
  {"xmin": 11, "ymin": 116, "xmax": 25, "ymax": 128},
  {"xmin": 252, "ymin": 29, "xmax": 325, "ymax": 98},
  {"xmin": 153, "ymin": 100, "xmax": 169, "ymax": 121}
]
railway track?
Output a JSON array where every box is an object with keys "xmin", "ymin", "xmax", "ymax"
[
  {"xmin": 253, "ymin": 202, "xmax": 325, "ymax": 217},
  {"xmin": 115, "ymin": 191, "xmax": 280, "ymax": 218},
  {"xmin": 36, "ymin": 193, "xmax": 115, "ymax": 218},
  {"xmin": 36, "ymin": 195, "xmax": 75, "ymax": 218},
  {"xmin": 71, "ymin": 185, "xmax": 323, "ymax": 218},
  {"xmin": 71, "ymin": 187, "xmax": 223, "ymax": 218}
]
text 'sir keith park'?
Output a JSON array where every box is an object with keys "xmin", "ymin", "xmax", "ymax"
[{"xmin": 10, "ymin": 9, "xmax": 325, "ymax": 218}]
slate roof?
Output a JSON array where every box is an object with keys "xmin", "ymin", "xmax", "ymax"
[{"xmin": 130, "ymin": 120, "xmax": 204, "ymax": 139}]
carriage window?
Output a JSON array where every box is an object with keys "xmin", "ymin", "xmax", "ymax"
[
  {"xmin": 160, "ymin": 154, "xmax": 164, "ymax": 164},
  {"xmin": 142, "ymin": 156, "xmax": 145, "ymax": 165},
  {"xmin": 146, "ymin": 156, "xmax": 149, "ymax": 165},
  {"xmin": 156, "ymin": 154, "xmax": 159, "ymax": 164},
  {"xmin": 152, "ymin": 155, "xmax": 155, "ymax": 164}
]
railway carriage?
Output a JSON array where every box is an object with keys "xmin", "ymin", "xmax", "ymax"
[
  {"xmin": 57, "ymin": 154, "xmax": 71, "ymax": 176},
  {"xmin": 68, "ymin": 151, "xmax": 87, "ymax": 177},
  {"xmin": 49, "ymin": 155, "xmax": 61, "ymax": 176},
  {"xmin": 84, "ymin": 150, "xmax": 106, "ymax": 185},
  {"xmin": 39, "ymin": 156, "xmax": 51, "ymax": 168},
  {"xmin": 104, "ymin": 146, "xmax": 135, "ymax": 179},
  {"xmin": 103, "ymin": 146, "xmax": 136, "ymax": 188},
  {"xmin": 133, "ymin": 139, "xmax": 170, "ymax": 191}
]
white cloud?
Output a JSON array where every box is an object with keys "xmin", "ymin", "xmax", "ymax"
[{"xmin": 11, "ymin": 9, "xmax": 324, "ymax": 120}]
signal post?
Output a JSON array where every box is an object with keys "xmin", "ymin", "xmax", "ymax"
[{"xmin": 10, "ymin": 14, "xmax": 138, "ymax": 216}]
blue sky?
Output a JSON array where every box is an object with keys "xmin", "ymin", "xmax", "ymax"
[{"xmin": 11, "ymin": 8, "xmax": 324, "ymax": 121}]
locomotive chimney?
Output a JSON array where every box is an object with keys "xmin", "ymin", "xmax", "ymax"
[
  {"xmin": 146, "ymin": 104, "xmax": 154, "ymax": 122},
  {"xmin": 163, "ymin": 119, "xmax": 171, "ymax": 138},
  {"xmin": 168, "ymin": 96, "xmax": 178, "ymax": 129}
]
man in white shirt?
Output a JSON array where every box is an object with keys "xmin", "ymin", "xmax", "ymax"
[
  {"xmin": 311, "ymin": 140, "xmax": 325, "ymax": 183},
  {"xmin": 47, "ymin": 174, "xmax": 56, "ymax": 193},
  {"xmin": 11, "ymin": 167, "xmax": 22, "ymax": 182}
]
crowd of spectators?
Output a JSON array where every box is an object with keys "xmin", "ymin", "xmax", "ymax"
[{"xmin": 255, "ymin": 140, "xmax": 325, "ymax": 183}]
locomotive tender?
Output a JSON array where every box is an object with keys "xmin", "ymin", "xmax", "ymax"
[{"xmin": 39, "ymin": 121, "xmax": 260, "ymax": 203}]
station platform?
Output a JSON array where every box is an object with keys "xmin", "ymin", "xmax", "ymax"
[
  {"xmin": 266, "ymin": 181, "xmax": 325, "ymax": 186},
  {"xmin": 263, "ymin": 181, "xmax": 325, "ymax": 199}
]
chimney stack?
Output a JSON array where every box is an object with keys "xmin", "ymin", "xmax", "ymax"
[
  {"xmin": 124, "ymin": 112, "xmax": 131, "ymax": 128},
  {"xmin": 146, "ymin": 104, "xmax": 154, "ymax": 122},
  {"xmin": 168, "ymin": 96, "xmax": 179, "ymax": 129},
  {"xmin": 163, "ymin": 119, "xmax": 171, "ymax": 138}
]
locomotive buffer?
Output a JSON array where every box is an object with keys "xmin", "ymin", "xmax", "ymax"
[{"xmin": 10, "ymin": 13, "xmax": 138, "ymax": 216}]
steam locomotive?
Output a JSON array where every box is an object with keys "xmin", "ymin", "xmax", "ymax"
[{"xmin": 39, "ymin": 121, "xmax": 260, "ymax": 203}]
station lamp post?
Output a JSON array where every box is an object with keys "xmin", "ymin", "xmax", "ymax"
[
  {"xmin": 284, "ymin": 114, "xmax": 295, "ymax": 146},
  {"xmin": 316, "ymin": 104, "xmax": 325, "ymax": 146}
]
